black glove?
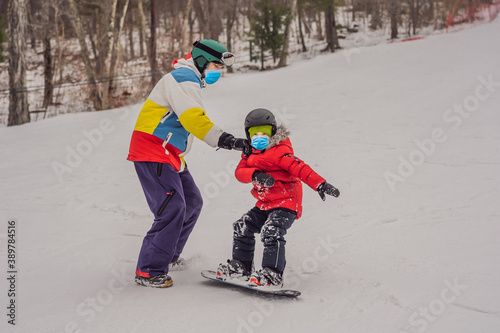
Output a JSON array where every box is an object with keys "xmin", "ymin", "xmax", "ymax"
[
  {"xmin": 218, "ymin": 132, "xmax": 250, "ymax": 154},
  {"xmin": 317, "ymin": 182, "xmax": 340, "ymax": 201},
  {"xmin": 233, "ymin": 138, "xmax": 252, "ymax": 156},
  {"xmin": 252, "ymin": 171, "xmax": 275, "ymax": 187}
]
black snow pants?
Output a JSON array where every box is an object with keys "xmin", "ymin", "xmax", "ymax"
[{"xmin": 232, "ymin": 207, "xmax": 296, "ymax": 274}]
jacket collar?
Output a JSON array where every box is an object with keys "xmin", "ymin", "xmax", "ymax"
[
  {"xmin": 267, "ymin": 125, "xmax": 290, "ymax": 149},
  {"xmin": 173, "ymin": 57, "xmax": 204, "ymax": 83}
]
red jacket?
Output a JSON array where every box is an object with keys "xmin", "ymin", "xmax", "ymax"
[{"xmin": 235, "ymin": 130, "xmax": 325, "ymax": 219}]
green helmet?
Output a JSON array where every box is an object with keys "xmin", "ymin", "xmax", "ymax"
[{"xmin": 191, "ymin": 40, "xmax": 234, "ymax": 74}]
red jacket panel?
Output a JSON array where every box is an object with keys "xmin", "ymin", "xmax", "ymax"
[{"xmin": 235, "ymin": 137, "xmax": 325, "ymax": 219}]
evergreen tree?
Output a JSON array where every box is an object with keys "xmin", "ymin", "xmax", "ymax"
[{"xmin": 250, "ymin": 0, "xmax": 292, "ymax": 70}]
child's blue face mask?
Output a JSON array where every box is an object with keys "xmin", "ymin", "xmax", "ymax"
[
  {"xmin": 251, "ymin": 135, "xmax": 269, "ymax": 150},
  {"xmin": 204, "ymin": 70, "xmax": 221, "ymax": 84}
]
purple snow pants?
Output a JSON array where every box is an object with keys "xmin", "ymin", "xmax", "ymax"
[{"xmin": 134, "ymin": 162, "xmax": 203, "ymax": 278}]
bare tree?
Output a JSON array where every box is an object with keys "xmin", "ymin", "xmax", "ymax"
[
  {"xmin": 407, "ymin": 0, "xmax": 424, "ymax": 35},
  {"xmin": 52, "ymin": 0, "xmax": 65, "ymax": 87},
  {"xmin": 222, "ymin": 0, "xmax": 239, "ymax": 72},
  {"xmin": 150, "ymin": 0, "xmax": 160, "ymax": 86},
  {"xmin": 67, "ymin": 0, "xmax": 135, "ymax": 109},
  {"xmin": 67, "ymin": 0, "xmax": 103, "ymax": 110},
  {"xmin": 297, "ymin": 1, "xmax": 308, "ymax": 52},
  {"xmin": 137, "ymin": 0, "xmax": 147, "ymax": 58},
  {"xmin": 387, "ymin": 0, "xmax": 399, "ymax": 39},
  {"xmin": 128, "ymin": 8, "xmax": 135, "ymax": 59},
  {"xmin": 323, "ymin": 0, "xmax": 339, "ymax": 52},
  {"xmin": 370, "ymin": 0, "xmax": 382, "ymax": 30},
  {"xmin": 42, "ymin": 1, "xmax": 54, "ymax": 108},
  {"xmin": 8, "ymin": 0, "xmax": 30, "ymax": 126},
  {"xmin": 90, "ymin": 0, "xmax": 119, "ymax": 108},
  {"xmin": 180, "ymin": 0, "xmax": 194, "ymax": 54},
  {"xmin": 192, "ymin": 0, "xmax": 206, "ymax": 38},
  {"xmin": 107, "ymin": 0, "xmax": 131, "ymax": 104},
  {"xmin": 206, "ymin": 0, "xmax": 224, "ymax": 39},
  {"xmin": 277, "ymin": 0, "xmax": 296, "ymax": 68},
  {"xmin": 193, "ymin": 0, "xmax": 223, "ymax": 40}
]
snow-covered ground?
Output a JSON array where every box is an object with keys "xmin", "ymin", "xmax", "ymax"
[{"xmin": 1, "ymin": 16, "xmax": 500, "ymax": 333}]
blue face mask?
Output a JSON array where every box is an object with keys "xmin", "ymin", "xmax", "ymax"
[
  {"xmin": 204, "ymin": 70, "xmax": 221, "ymax": 84},
  {"xmin": 251, "ymin": 136, "xmax": 269, "ymax": 150}
]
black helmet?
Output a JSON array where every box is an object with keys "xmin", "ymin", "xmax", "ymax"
[{"xmin": 244, "ymin": 108, "xmax": 277, "ymax": 140}]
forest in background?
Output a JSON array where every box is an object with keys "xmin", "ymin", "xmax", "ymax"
[{"xmin": 0, "ymin": 0, "xmax": 497, "ymax": 126}]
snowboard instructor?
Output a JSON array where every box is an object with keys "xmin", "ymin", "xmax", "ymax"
[{"xmin": 127, "ymin": 40, "xmax": 247, "ymax": 288}]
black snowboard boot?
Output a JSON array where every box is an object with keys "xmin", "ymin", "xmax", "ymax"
[
  {"xmin": 217, "ymin": 259, "xmax": 252, "ymax": 281},
  {"xmin": 249, "ymin": 267, "xmax": 283, "ymax": 288},
  {"xmin": 135, "ymin": 274, "xmax": 173, "ymax": 288}
]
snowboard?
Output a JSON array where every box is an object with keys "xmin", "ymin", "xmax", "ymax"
[{"xmin": 201, "ymin": 270, "xmax": 301, "ymax": 297}]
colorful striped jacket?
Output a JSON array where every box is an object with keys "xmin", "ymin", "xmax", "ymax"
[{"xmin": 127, "ymin": 57, "xmax": 223, "ymax": 171}]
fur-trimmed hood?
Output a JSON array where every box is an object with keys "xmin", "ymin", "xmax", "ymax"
[{"xmin": 268, "ymin": 124, "xmax": 290, "ymax": 149}]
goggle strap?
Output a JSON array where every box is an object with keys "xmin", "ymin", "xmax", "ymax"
[{"xmin": 193, "ymin": 41, "xmax": 223, "ymax": 62}]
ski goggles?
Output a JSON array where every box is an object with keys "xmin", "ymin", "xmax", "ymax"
[
  {"xmin": 193, "ymin": 41, "xmax": 235, "ymax": 67},
  {"xmin": 220, "ymin": 52, "xmax": 235, "ymax": 67}
]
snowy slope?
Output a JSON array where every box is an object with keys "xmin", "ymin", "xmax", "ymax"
[{"xmin": 1, "ymin": 19, "xmax": 500, "ymax": 333}]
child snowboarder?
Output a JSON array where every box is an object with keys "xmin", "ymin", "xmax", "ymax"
[{"xmin": 217, "ymin": 108, "xmax": 340, "ymax": 287}]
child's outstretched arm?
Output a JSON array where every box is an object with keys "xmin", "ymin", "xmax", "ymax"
[
  {"xmin": 277, "ymin": 152, "xmax": 340, "ymax": 200},
  {"xmin": 317, "ymin": 182, "xmax": 340, "ymax": 201}
]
